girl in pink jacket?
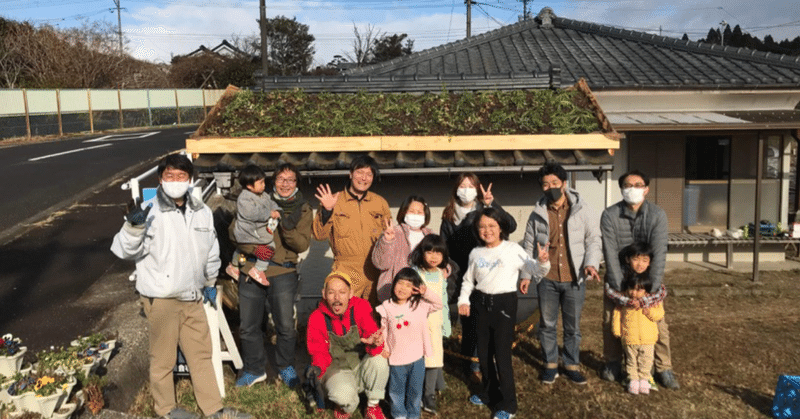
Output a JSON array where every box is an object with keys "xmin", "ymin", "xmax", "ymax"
[{"xmin": 377, "ymin": 268, "xmax": 442, "ymax": 419}]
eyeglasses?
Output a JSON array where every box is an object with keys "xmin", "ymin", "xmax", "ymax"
[
  {"xmin": 275, "ymin": 177, "xmax": 297, "ymax": 184},
  {"xmin": 622, "ymin": 183, "xmax": 646, "ymax": 189}
]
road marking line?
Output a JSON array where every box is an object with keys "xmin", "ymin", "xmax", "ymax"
[
  {"xmin": 29, "ymin": 143, "xmax": 112, "ymax": 162},
  {"xmin": 83, "ymin": 131, "xmax": 160, "ymax": 143}
]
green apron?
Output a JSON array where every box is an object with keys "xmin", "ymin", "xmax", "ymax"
[{"xmin": 324, "ymin": 308, "xmax": 364, "ymax": 376}]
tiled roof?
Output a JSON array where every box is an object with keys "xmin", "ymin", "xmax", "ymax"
[{"xmin": 346, "ymin": 7, "xmax": 800, "ymax": 90}]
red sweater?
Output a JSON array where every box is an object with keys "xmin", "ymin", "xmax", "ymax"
[{"xmin": 306, "ymin": 296, "xmax": 384, "ymax": 377}]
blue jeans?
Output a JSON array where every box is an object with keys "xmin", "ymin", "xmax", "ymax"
[
  {"xmin": 238, "ymin": 271, "xmax": 299, "ymax": 374},
  {"xmin": 388, "ymin": 357, "xmax": 425, "ymax": 419},
  {"xmin": 537, "ymin": 279, "xmax": 585, "ymax": 369}
]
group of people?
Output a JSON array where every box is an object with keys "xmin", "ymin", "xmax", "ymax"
[{"xmin": 111, "ymin": 152, "xmax": 679, "ymax": 419}]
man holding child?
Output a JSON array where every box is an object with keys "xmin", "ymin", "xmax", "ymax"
[{"xmin": 600, "ymin": 169, "xmax": 679, "ymax": 390}]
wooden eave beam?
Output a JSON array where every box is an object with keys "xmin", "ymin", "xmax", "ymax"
[{"xmin": 186, "ymin": 134, "xmax": 620, "ymax": 154}]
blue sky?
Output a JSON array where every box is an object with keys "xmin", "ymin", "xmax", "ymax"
[{"xmin": 1, "ymin": 0, "xmax": 798, "ymax": 67}]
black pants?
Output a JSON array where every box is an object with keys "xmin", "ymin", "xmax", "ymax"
[{"xmin": 472, "ymin": 291, "xmax": 518, "ymax": 414}]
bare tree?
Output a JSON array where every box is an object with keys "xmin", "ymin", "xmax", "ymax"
[{"xmin": 345, "ymin": 23, "xmax": 382, "ymax": 67}]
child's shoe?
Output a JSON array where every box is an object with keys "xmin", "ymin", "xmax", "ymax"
[
  {"xmin": 248, "ymin": 267, "xmax": 270, "ymax": 286},
  {"xmin": 225, "ymin": 264, "xmax": 240, "ymax": 280},
  {"xmin": 647, "ymin": 376, "xmax": 659, "ymax": 391},
  {"xmin": 639, "ymin": 379, "xmax": 650, "ymax": 395},
  {"xmin": 333, "ymin": 407, "xmax": 351, "ymax": 419},
  {"xmin": 364, "ymin": 405, "xmax": 386, "ymax": 419},
  {"xmin": 628, "ymin": 378, "xmax": 640, "ymax": 394}
]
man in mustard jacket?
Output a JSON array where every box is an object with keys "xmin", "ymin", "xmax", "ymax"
[{"xmin": 313, "ymin": 156, "xmax": 391, "ymax": 305}]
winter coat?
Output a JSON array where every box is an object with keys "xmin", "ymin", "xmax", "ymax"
[
  {"xmin": 521, "ymin": 188, "xmax": 601, "ymax": 284},
  {"xmin": 372, "ymin": 223, "xmax": 433, "ymax": 302},
  {"xmin": 612, "ymin": 303, "xmax": 665, "ymax": 346},
  {"xmin": 111, "ymin": 186, "xmax": 220, "ymax": 300},
  {"xmin": 312, "ymin": 189, "xmax": 391, "ymax": 300},
  {"xmin": 601, "ymin": 200, "xmax": 668, "ymax": 293},
  {"xmin": 233, "ymin": 189, "xmax": 280, "ymax": 245},
  {"xmin": 306, "ymin": 296, "xmax": 384, "ymax": 377}
]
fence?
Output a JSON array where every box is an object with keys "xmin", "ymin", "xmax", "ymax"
[{"xmin": 0, "ymin": 88, "xmax": 226, "ymax": 140}]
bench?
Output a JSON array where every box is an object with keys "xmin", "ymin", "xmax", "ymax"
[{"xmin": 668, "ymin": 233, "xmax": 800, "ymax": 268}]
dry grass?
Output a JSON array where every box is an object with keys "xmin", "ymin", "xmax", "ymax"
[{"xmin": 129, "ymin": 268, "xmax": 800, "ymax": 419}]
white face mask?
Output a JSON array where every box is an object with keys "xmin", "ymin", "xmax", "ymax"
[
  {"xmin": 621, "ymin": 187, "xmax": 645, "ymax": 205},
  {"xmin": 404, "ymin": 213, "xmax": 426, "ymax": 229},
  {"xmin": 457, "ymin": 187, "xmax": 477, "ymax": 203},
  {"xmin": 162, "ymin": 181, "xmax": 191, "ymax": 199}
]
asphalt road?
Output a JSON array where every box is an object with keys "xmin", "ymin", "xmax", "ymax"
[{"xmin": 0, "ymin": 127, "xmax": 193, "ymax": 350}]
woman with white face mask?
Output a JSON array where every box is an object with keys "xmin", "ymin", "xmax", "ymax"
[
  {"xmin": 439, "ymin": 172, "xmax": 517, "ymax": 383},
  {"xmin": 373, "ymin": 195, "xmax": 434, "ymax": 303}
]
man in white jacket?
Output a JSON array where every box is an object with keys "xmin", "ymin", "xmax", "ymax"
[{"xmin": 111, "ymin": 153, "xmax": 250, "ymax": 419}]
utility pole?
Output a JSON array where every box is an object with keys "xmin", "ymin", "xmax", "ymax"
[
  {"xmin": 112, "ymin": 0, "xmax": 123, "ymax": 53},
  {"xmin": 259, "ymin": 0, "xmax": 268, "ymax": 87},
  {"xmin": 465, "ymin": 0, "xmax": 472, "ymax": 38},
  {"xmin": 720, "ymin": 20, "xmax": 728, "ymax": 47}
]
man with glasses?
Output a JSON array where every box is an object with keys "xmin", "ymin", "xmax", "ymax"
[
  {"xmin": 313, "ymin": 155, "xmax": 391, "ymax": 305},
  {"xmin": 600, "ymin": 170, "xmax": 679, "ymax": 390},
  {"xmin": 235, "ymin": 163, "xmax": 314, "ymax": 388},
  {"xmin": 112, "ymin": 153, "xmax": 252, "ymax": 419}
]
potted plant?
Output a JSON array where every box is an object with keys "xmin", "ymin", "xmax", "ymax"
[{"xmin": 0, "ymin": 336, "xmax": 26, "ymax": 377}]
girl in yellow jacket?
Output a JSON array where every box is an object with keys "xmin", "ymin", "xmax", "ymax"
[{"xmin": 612, "ymin": 242, "xmax": 664, "ymax": 395}]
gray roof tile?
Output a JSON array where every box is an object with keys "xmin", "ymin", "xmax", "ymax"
[{"xmin": 347, "ymin": 8, "xmax": 800, "ymax": 89}]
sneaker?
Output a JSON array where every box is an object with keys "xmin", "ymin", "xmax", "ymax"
[
  {"xmin": 235, "ymin": 371, "xmax": 266, "ymax": 387},
  {"xmin": 600, "ymin": 361, "xmax": 621, "ymax": 382},
  {"xmin": 492, "ymin": 410, "xmax": 516, "ymax": 419},
  {"xmin": 628, "ymin": 379, "xmax": 640, "ymax": 395},
  {"xmin": 364, "ymin": 405, "xmax": 386, "ymax": 419},
  {"xmin": 563, "ymin": 369, "xmax": 587, "ymax": 385},
  {"xmin": 657, "ymin": 370, "xmax": 680, "ymax": 390},
  {"xmin": 333, "ymin": 407, "xmax": 352, "ymax": 419},
  {"xmin": 422, "ymin": 394, "xmax": 438, "ymax": 415},
  {"xmin": 206, "ymin": 408, "xmax": 252, "ymax": 419},
  {"xmin": 469, "ymin": 394, "xmax": 485, "ymax": 406},
  {"xmin": 540, "ymin": 368, "xmax": 559, "ymax": 384},
  {"xmin": 647, "ymin": 376, "xmax": 659, "ymax": 391},
  {"xmin": 278, "ymin": 365, "xmax": 299, "ymax": 387},
  {"xmin": 639, "ymin": 379, "xmax": 650, "ymax": 395},
  {"xmin": 163, "ymin": 407, "xmax": 199, "ymax": 419}
]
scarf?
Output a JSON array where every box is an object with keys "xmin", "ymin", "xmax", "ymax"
[{"xmin": 272, "ymin": 188, "xmax": 304, "ymax": 215}]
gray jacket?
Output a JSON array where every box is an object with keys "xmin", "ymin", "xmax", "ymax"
[
  {"xmin": 233, "ymin": 189, "xmax": 281, "ymax": 245},
  {"xmin": 522, "ymin": 188, "xmax": 602, "ymax": 284},
  {"xmin": 600, "ymin": 200, "xmax": 668, "ymax": 293}
]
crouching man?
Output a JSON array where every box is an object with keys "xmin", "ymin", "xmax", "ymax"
[
  {"xmin": 306, "ymin": 272, "xmax": 389, "ymax": 419},
  {"xmin": 111, "ymin": 153, "xmax": 251, "ymax": 419}
]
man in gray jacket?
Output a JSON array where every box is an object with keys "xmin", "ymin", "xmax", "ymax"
[
  {"xmin": 600, "ymin": 169, "xmax": 679, "ymax": 390},
  {"xmin": 520, "ymin": 162, "xmax": 601, "ymax": 385},
  {"xmin": 111, "ymin": 153, "xmax": 251, "ymax": 419}
]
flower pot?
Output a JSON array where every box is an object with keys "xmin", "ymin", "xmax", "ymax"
[
  {"xmin": 0, "ymin": 347, "xmax": 27, "ymax": 376},
  {"xmin": 57, "ymin": 376, "xmax": 77, "ymax": 409},
  {"xmin": 1, "ymin": 378, "xmax": 14, "ymax": 405},
  {"xmin": 10, "ymin": 391, "xmax": 37, "ymax": 413},
  {"xmin": 97, "ymin": 340, "xmax": 116, "ymax": 366},
  {"xmin": 80, "ymin": 357, "xmax": 99, "ymax": 377},
  {"xmin": 35, "ymin": 389, "xmax": 64, "ymax": 418},
  {"xmin": 51, "ymin": 402, "xmax": 76, "ymax": 419}
]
